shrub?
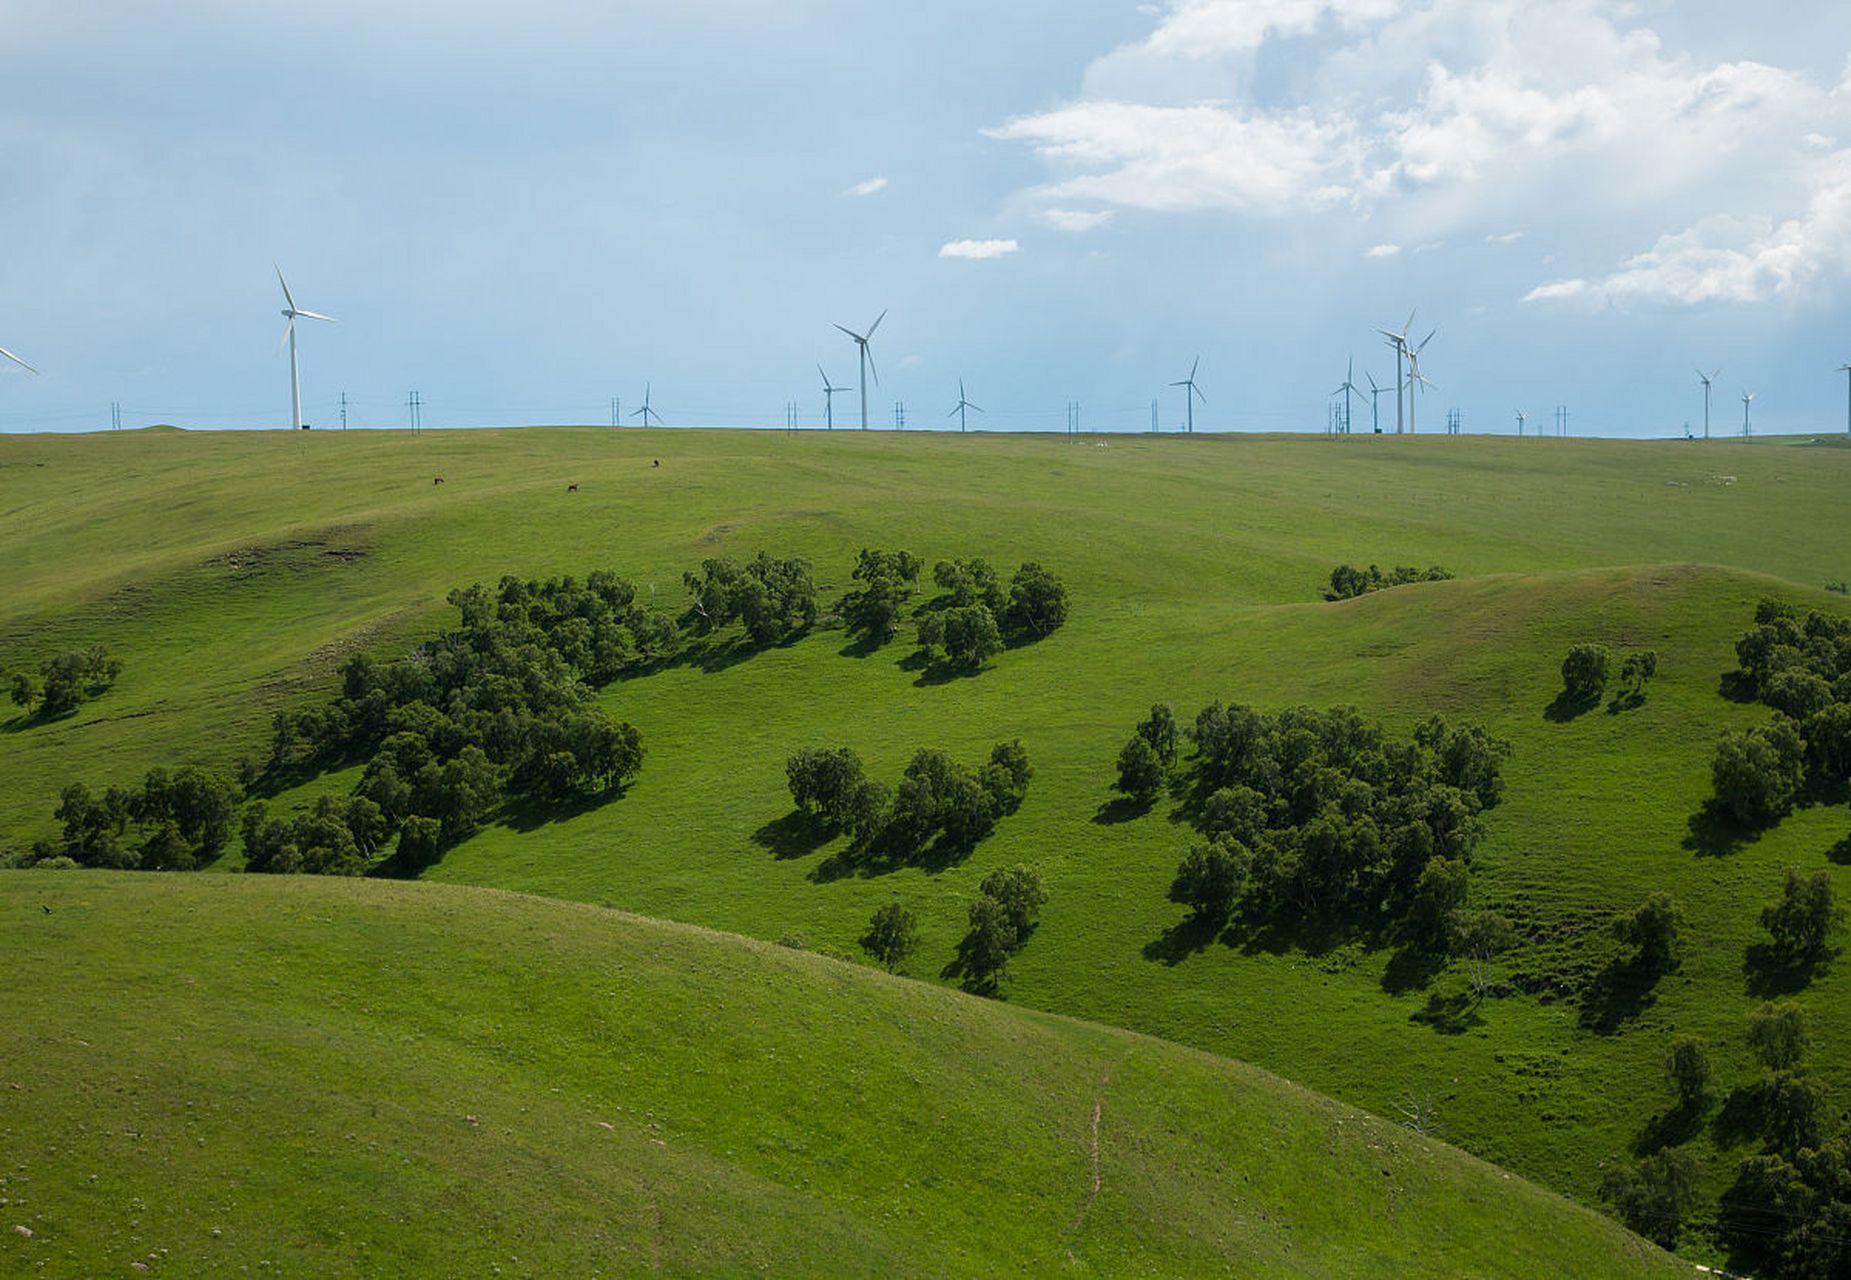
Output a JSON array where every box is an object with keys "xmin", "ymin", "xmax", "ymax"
[
  {"xmin": 1617, "ymin": 650, "xmax": 1658, "ymax": 701},
  {"xmin": 1600, "ymin": 1148, "xmax": 1700, "ymax": 1250},
  {"xmin": 861, "ymin": 903, "xmax": 919, "ymax": 973},
  {"xmin": 1761, "ymin": 869, "xmax": 1843, "ymax": 963},
  {"xmin": 1664, "ymin": 1036, "xmax": 1711, "ymax": 1110},
  {"xmin": 1612, "ymin": 891, "xmax": 1684, "ymax": 972},
  {"xmin": 1747, "ymin": 1000, "xmax": 1809, "ymax": 1071},
  {"xmin": 10, "ymin": 645, "xmax": 122, "ymax": 718},
  {"xmin": 1561, "ymin": 643, "xmax": 1611, "ymax": 704},
  {"xmin": 1324, "ymin": 564, "xmax": 1452, "ymax": 600}
]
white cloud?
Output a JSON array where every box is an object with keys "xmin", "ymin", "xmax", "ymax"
[
  {"xmin": 1486, "ymin": 230, "xmax": 1524, "ymax": 244},
  {"xmin": 938, "ymin": 238, "xmax": 1020, "ymax": 260},
  {"xmin": 1365, "ymin": 243, "xmax": 1400, "ymax": 257},
  {"xmin": 1044, "ymin": 208, "xmax": 1116, "ymax": 232},
  {"xmin": 1143, "ymin": 0, "xmax": 1402, "ymax": 59},
  {"xmin": 846, "ymin": 176, "xmax": 888, "ymax": 197}
]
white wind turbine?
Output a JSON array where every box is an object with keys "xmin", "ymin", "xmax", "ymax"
[
  {"xmin": 834, "ymin": 310, "xmax": 886, "ymax": 430},
  {"xmin": 1366, "ymin": 371, "xmax": 1387, "ymax": 434},
  {"xmin": 948, "ymin": 379, "xmax": 983, "ymax": 433},
  {"xmin": 1696, "ymin": 368, "xmax": 1721, "ymax": 439},
  {"xmin": 1741, "ymin": 389, "xmax": 1755, "ymax": 440},
  {"xmin": 630, "ymin": 382, "xmax": 664, "ymax": 427},
  {"xmin": 275, "ymin": 267, "xmax": 334, "ymax": 431},
  {"xmin": 1405, "ymin": 328, "xmax": 1436, "ymax": 435},
  {"xmin": 818, "ymin": 365, "xmax": 848, "ymax": 431},
  {"xmin": 1331, "ymin": 357, "xmax": 1360, "ymax": 435},
  {"xmin": 1377, "ymin": 313, "xmax": 1415, "ymax": 434},
  {"xmin": 1171, "ymin": 357, "xmax": 1206, "ymax": 434}
]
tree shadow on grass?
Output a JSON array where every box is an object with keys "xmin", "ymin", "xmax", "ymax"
[
  {"xmin": 1744, "ymin": 941, "xmax": 1833, "ymax": 998},
  {"xmin": 1683, "ymin": 800, "xmax": 1767, "ymax": 858},
  {"xmin": 1578, "ymin": 956, "xmax": 1663, "ymax": 1034},
  {"xmin": 1409, "ymin": 991, "xmax": 1485, "ymax": 1035},
  {"xmin": 1544, "ymin": 689, "xmax": 1602, "ymax": 723},
  {"xmin": 751, "ymin": 809, "xmax": 835, "ymax": 861},
  {"xmin": 1718, "ymin": 669, "xmax": 1760, "ymax": 704},
  {"xmin": 1633, "ymin": 1101, "xmax": 1707, "ymax": 1157},
  {"xmin": 1092, "ymin": 795, "xmax": 1154, "ymax": 826},
  {"xmin": 909, "ymin": 656, "xmax": 984, "ymax": 688},
  {"xmin": 1141, "ymin": 913, "xmax": 1224, "ymax": 966},
  {"xmin": 501, "ymin": 787, "xmax": 626, "ymax": 834},
  {"xmin": 1605, "ymin": 692, "xmax": 1648, "ymax": 715},
  {"xmin": 1381, "ymin": 941, "xmax": 1447, "ymax": 995},
  {"xmin": 1712, "ymin": 1082, "xmax": 1771, "ymax": 1150},
  {"xmin": 836, "ymin": 633, "xmax": 885, "ymax": 660},
  {"xmin": 1829, "ymin": 835, "xmax": 1851, "ymax": 866}
]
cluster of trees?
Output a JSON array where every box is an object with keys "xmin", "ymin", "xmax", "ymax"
[
  {"xmin": 1560, "ymin": 643, "xmax": 1657, "ymax": 707},
  {"xmin": 1713, "ymin": 601, "xmax": 1851, "ymax": 825},
  {"xmin": 264, "ymin": 572, "xmax": 658, "ymax": 871},
  {"xmin": 683, "ymin": 553, "xmax": 818, "ymax": 646},
  {"xmin": 25, "ymin": 767, "xmax": 241, "ymax": 870},
  {"xmin": 1323, "ymin": 564, "xmax": 1453, "ymax": 601},
  {"xmin": 1119, "ymin": 701, "xmax": 1511, "ymax": 941},
  {"xmin": 787, "ymin": 740, "xmax": 1034, "ymax": 861},
  {"xmin": 7, "ymin": 645, "xmax": 122, "ymax": 719},
  {"xmin": 840, "ymin": 549, "xmax": 923, "ymax": 645},
  {"xmin": 913, "ymin": 559, "xmax": 1069, "ymax": 670}
]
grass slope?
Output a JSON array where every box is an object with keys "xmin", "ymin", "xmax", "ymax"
[
  {"xmin": 0, "ymin": 872, "xmax": 1681, "ymax": 1278},
  {"xmin": 3, "ymin": 427, "xmax": 1849, "ymax": 1249}
]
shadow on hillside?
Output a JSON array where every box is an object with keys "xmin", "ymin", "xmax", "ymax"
[
  {"xmin": 1578, "ymin": 955, "xmax": 1664, "ymax": 1034},
  {"xmin": 1744, "ymin": 941, "xmax": 1833, "ymax": 998},
  {"xmin": 809, "ymin": 828, "xmax": 983, "ymax": 884},
  {"xmin": 1683, "ymin": 801, "xmax": 1766, "ymax": 858},
  {"xmin": 752, "ymin": 809, "xmax": 836, "ymax": 861},
  {"xmin": 1409, "ymin": 991, "xmax": 1484, "ymax": 1035},
  {"xmin": 1605, "ymin": 692, "xmax": 1648, "ymax": 715},
  {"xmin": 502, "ymin": 786, "xmax": 628, "ymax": 833},
  {"xmin": 1543, "ymin": 689, "xmax": 1602, "ymax": 723},
  {"xmin": 1829, "ymin": 835, "xmax": 1851, "ymax": 866},
  {"xmin": 252, "ymin": 745, "xmax": 372, "ymax": 800},
  {"xmin": 899, "ymin": 649, "xmax": 986, "ymax": 687},
  {"xmin": 1092, "ymin": 795, "xmax": 1154, "ymax": 826},
  {"xmin": 1718, "ymin": 670, "xmax": 1760, "ymax": 704},
  {"xmin": 1712, "ymin": 1082, "xmax": 1773, "ymax": 1151},
  {"xmin": 1141, "ymin": 913, "xmax": 1224, "ymax": 966},
  {"xmin": 836, "ymin": 633, "xmax": 886, "ymax": 660},
  {"xmin": 940, "ymin": 927, "xmax": 1033, "ymax": 999},
  {"xmin": 1381, "ymin": 941, "xmax": 1447, "ymax": 995},
  {"xmin": 1634, "ymin": 1101, "xmax": 1707, "ymax": 1157}
]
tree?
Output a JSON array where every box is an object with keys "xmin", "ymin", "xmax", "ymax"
[
  {"xmin": 861, "ymin": 903, "xmax": 919, "ymax": 973},
  {"xmin": 1407, "ymin": 856, "xmax": 1470, "ymax": 943},
  {"xmin": 1617, "ymin": 649, "xmax": 1659, "ymax": 701},
  {"xmin": 980, "ymin": 740, "xmax": 1033, "ymax": 815},
  {"xmin": 1761, "ymin": 868, "xmax": 1844, "ymax": 963},
  {"xmin": 1561, "ymin": 643, "xmax": 1611, "ymax": 704},
  {"xmin": 1664, "ymin": 1036, "xmax": 1711, "ymax": 1111},
  {"xmin": 787, "ymin": 747, "xmax": 870, "ymax": 828},
  {"xmin": 978, "ymin": 865, "xmax": 1046, "ymax": 941},
  {"xmin": 1003, "ymin": 563, "xmax": 1068, "ymax": 638},
  {"xmin": 1600, "ymin": 1148, "xmax": 1700, "ymax": 1249},
  {"xmin": 962, "ymin": 893, "xmax": 1016, "ymax": 988},
  {"xmin": 932, "ymin": 558, "xmax": 1004, "ymax": 611},
  {"xmin": 1173, "ymin": 839, "xmax": 1249, "ymax": 923},
  {"xmin": 844, "ymin": 779, "xmax": 892, "ymax": 852},
  {"xmin": 1747, "ymin": 1000, "xmax": 1809, "ymax": 1071},
  {"xmin": 916, "ymin": 604, "xmax": 1003, "ymax": 670},
  {"xmin": 1612, "ymin": 891, "xmax": 1684, "ymax": 973},
  {"xmin": 1114, "ymin": 736, "xmax": 1164, "ymax": 801},
  {"xmin": 1713, "ymin": 719, "xmax": 1808, "ymax": 824},
  {"xmin": 1137, "ymin": 703, "xmax": 1179, "ymax": 767},
  {"xmin": 396, "ymin": 814, "xmax": 445, "ymax": 871},
  {"xmin": 1450, "ymin": 910, "xmax": 1516, "ymax": 998}
]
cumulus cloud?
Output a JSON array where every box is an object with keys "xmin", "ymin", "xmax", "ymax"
[
  {"xmin": 1045, "ymin": 208, "xmax": 1116, "ymax": 232},
  {"xmin": 1366, "ymin": 243, "xmax": 1401, "ymax": 257},
  {"xmin": 991, "ymin": 0, "xmax": 1851, "ymax": 305},
  {"xmin": 939, "ymin": 238, "xmax": 1020, "ymax": 260},
  {"xmin": 845, "ymin": 176, "xmax": 888, "ymax": 197}
]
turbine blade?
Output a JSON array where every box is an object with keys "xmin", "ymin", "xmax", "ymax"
[
  {"xmin": 276, "ymin": 317, "xmax": 294, "ymax": 355},
  {"xmin": 295, "ymin": 308, "xmax": 335, "ymax": 323},
  {"xmin": 867, "ymin": 349, "xmax": 880, "ymax": 386},
  {"xmin": 1193, "ymin": 384, "xmax": 1207, "ymax": 405},
  {"xmin": 275, "ymin": 265, "xmax": 296, "ymax": 312},
  {"xmin": 1416, "ymin": 329, "xmax": 1436, "ymax": 352},
  {"xmin": 1190, "ymin": 356, "xmax": 1200, "ymax": 379},
  {"xmin": 834, "ymin": 324, "xmax": 863, "ymax": 341},
  {"xmin": 818, "ymin": 363, "xmax": 829, "ymax": 388},
  {"xmin": 866, "ymin": 309, "xmax": 886, "ymax": 338},
  {"xmin": 0, "ymin": 344, "xmax": 38, "ymax": 374},
  {"xmin": 970, "ymin": 402, "xmax": 983, "ymax": 414}
]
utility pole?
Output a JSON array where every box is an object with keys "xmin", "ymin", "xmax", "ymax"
[
  {"xmin": 610, "ymin": 398, "xmax": 618, "ymax": 429},
  {"xmin": 1839, "ymin": 363, "xmax": 1851, "ymax": 438},
  {"xmin": 1555, "ymin": 405, "xmax": 1569, "ymax": 438},
  {"xmin": 408, "ymin": 391, "xmax": 422, "ymax": 435},
  {"xmin": 1150, "ymin": 400, "xmax": 1158, "ymax": 434},
  {"xmin": 894, "ymin": 401, "xmax": 905, "ymax": 431}
]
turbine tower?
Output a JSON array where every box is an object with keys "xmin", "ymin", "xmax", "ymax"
[
  {"xmin": 1741, "ymin": 390, "xmax": 1755, "ymax": 441},
  {"xmin": 1838, "ymin": 363, "xmax": 1851, "ymax": 438},
  {"xmin": 948, "ymin": 379, "xmax": 983, "ymax": 433},
  {"xmin": 1516, "ymin": 410, "xmax": 1526, "ymax": 437},
  {"xmin": 1170, "ymin": 357, "xmax": 1206, "ymax": 434},
  {"xmin": 275, "ymin": 267, "xmax": 334, "ymax": 431},
  {"xmin": 1331, "ymin": 358, "xmax": 1360, "ymax": 435},
  {"xmin": 1365, "ymin": 372, "xmax": 1387, "ymax": 434},
  {"xmin": 1376, "ymin": 313, "xmax": 1415, "ymax": 434},
  {"xmin": 817, "ymin": 365, "xmax": 848, "ymax": 431},
  {"xmin": 1696, "ymin": 368, "xmax": 1720, "ymax": 439},
  {"xmin": 1405, "ymin": 328, "xmax": 1436, "ymax": 435},
  {"xmin": 834, "ymin": 310, "xmax": 886, "ymax": 430},
  {"xmin": 630, "ymin": 383, "xmax": 663, "ymax": 427}
]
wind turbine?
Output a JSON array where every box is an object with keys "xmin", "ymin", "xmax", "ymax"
[
  {"xmin": 1170, "ymin": 357, "xmax": 1206, "ymax": 434},
  {"xmin": 0, "ymin": 343, "xmax": 37, "ymax": 376},
  {"xmin": 1516, "ymin": 410, "xmax": 1527, "ymax": 437},
  {"xmin": 275, "ymin": 267, "xmax": 334, "ymax": 431},
  {"xmin": 834, "ymin": 310, "xmax": 885, "ymax": 430},
  {"xmin": 1331, "ymin": 358, "xmax": 1360, "ymax": 435},
  {"xmin": 1741, "ymin": 390, "xmax": 1755, "ymax": 441},
  {"xmin": 1696, "ymin": 368, "xmax": 1720, "ymax": 439},
  {"xmin": 948, "ymin": 379, "xmax": 983, "ymax": 433},
  {"xmin": 1838, "ymin": 363, "xmax": 1851, "ymax": 438},
  {"xmin": 1376, "ymin": 313, "xmax": 1415, "ymax": 434},
  {"xmin": 1405, "ymin": 328, "xmax": 1436, "ymax": 435},
  {"xmin": 630, "ymin": 383, "xmax": 663, "ymax": 427},
  {"xmin": 817, "ymin": 365, "xmax": 848, "ymax": 431},
  {"xmin": 1365, "ymin": 372, "xmax": 1387, "ymax": 434}
]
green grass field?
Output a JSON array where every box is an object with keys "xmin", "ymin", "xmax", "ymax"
[
  {"xmin": 0, "ymin": 872, "xmax": 1681, "ymax": 1277},
  {"xmin": 3, "ymin": 425, "xmax": 1849, "ymax": 1263}
]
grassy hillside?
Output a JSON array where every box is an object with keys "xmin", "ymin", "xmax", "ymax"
[{"xmin": 3, "ymin": 426, "xmax": 1849, "ymax": 1251}]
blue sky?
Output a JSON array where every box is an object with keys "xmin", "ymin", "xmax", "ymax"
[{"xmin": 4, "ymin": 0, "xmax": 1851, "ymax": 436}]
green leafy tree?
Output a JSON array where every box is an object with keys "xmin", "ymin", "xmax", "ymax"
[
  {"xmin": 1003, "ymin": 562, "xmax": 1068, "ymax": 638},
  {"xmin": 962, "ymin": 894, "xmax": 1017, "ymax": 989},
  {"xmin": 1747, "ymin": 1000, "xmax": 1809, "ymax": 1071},
  {"xmin": 396, "ymin": 814, "xmax": 445, "ymax": 871},
  {"xmin": 1561, "ymin": 643, "xmax": 1611, "ymax": 704},
  {"xmin": 1762, "ymin": 868, "xmax": 1844, "ymax": 963},
  {"xmin": 1137, "ymin": 703, "xmax": 1179, "ymax": 767},
  {"xmin": 980, "ymin": 740, "xmax": 1033, "ymax": 815},
  {"xmin": 861, "ymin": 903, "xmax": 919, "ymax": 973},
  {"xmin": 1172, "ymin": 839, "xmax": 1249, "ymax": 923},
  {"xmin": 1450, "ymin": 910, "xmax": 1517, "ymax": 998},
  {"xmin": 1664, "ymin": 1036, "xmax": 1711, "ymax": 1111},
  {"xmin": 1407, "ymin": 856, "xmax": 1470, "ymax": 943},
  {"xmin": 1713, "ymin": 719, "xmax": 1808, "ymax": 824},
  {"xmin": 916, "ymin": 604, "xmax": 1003, "ymax": 670},
  {"xmin": 1115, "ymin": 736, "xmax": 1164, "ymax": 801},
  {"xmin": 978, "ymin": 865, "xmax": 1047, "ymax": 941},
  {"xmin": 786, "ymin": 747, "xmax": 871, "ymax": 828},
  {"xmin": 1612, "ymin": 891, "xmax": 1684, "ymax": 973},
  {"xmin": 931, "ymin": 558, "xmax": 1004, "ymax": 610},
  {"xmin": 1600, "ymin": 1148, "xmax": 1700, "ymax": 1250},
  {"xmin": 1617, "ymin": 650, "xmax": 1659, "ymax": 701}
]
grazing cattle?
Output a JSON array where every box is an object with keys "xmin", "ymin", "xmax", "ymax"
[
  {"xmin": 567, "ymin": 483, "xmax": 579, "ymax": 493},
  {"xmin": 433, "ymin": 476, "xmax": 445, "ymax": 486}
]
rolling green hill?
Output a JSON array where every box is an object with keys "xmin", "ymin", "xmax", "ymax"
[
  {"xmin": 0, "ymin": 872, "xmax": 1681, "ymax": 1277},
  {"xmin": 3, "ymin": 426, "xmax": 1849, "ymax": 1261}
]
